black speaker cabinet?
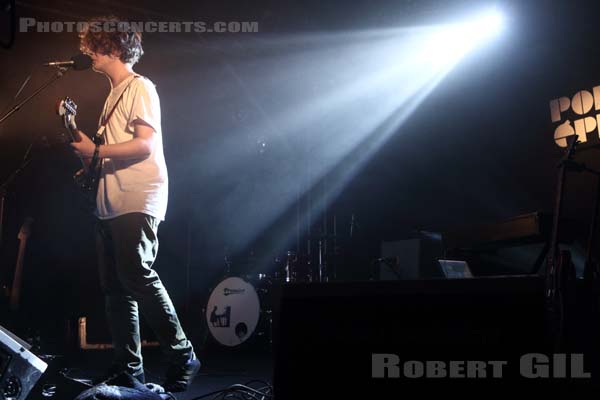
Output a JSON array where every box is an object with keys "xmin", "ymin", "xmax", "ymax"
[
  {"xmin": 379, "ymin": 238, "xmax": 443, "ymax": 279},
  {"xmin": 272, "ymin": 277, "xmax": 594, "ymax": 399},
  {"xmin": 0, "ymin": 325, "xmax": 47, "ymax": 400}
]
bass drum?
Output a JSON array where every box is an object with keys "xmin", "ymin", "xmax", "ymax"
[{"xmin": 205, "ymin": 277, "xmax": 261, "ymax": 347}]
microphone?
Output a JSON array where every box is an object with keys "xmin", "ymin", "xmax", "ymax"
[{"xmin": 44, "ymin": 54, "xmax": 92, "ymax": 70}]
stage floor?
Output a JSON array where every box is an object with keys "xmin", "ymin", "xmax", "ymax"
[{"xmin": 30, "ymin": 347, "xmax": 273, "ymax": 400}]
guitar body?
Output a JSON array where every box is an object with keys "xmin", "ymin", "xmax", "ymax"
[
  {"xmin": 57, "ymin": 97, "xmax": 103, "ymax": 210},
  {"xmin": 73, "ymin": 130, "xmax": 104, "ymax": 208}
]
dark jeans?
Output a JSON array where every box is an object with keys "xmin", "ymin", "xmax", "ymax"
[{"xmin": 96, "ymin": 213, "xmax": 193, "ymax": 375}]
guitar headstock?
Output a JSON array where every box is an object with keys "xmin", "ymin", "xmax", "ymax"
[
  {"xmin": 56, "ymin": 97, "xmax": 78, "ymax": 137},
  {"xmin": 57, "ymin": 97, "xmax": 77, "ymax": 118}
]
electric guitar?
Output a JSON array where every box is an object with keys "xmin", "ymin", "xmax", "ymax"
[{"xmin": 56, "ymin": 97, "xmax": 103, "ymax": 208}]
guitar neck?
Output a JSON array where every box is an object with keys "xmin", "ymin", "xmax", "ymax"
[{"xmin": 66, "ymin": 125, "xmax": 92, "ymax": 171}]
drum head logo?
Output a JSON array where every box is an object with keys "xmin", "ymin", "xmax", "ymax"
[{"xmin": 223, "ymin": 287, "xmax": 245, "ymax": 296}]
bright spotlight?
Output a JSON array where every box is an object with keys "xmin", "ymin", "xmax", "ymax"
[
  {"xmin": 202, "ymin": 11, "xmax": 508, "ymax": 256},
  {"xmin": 423, "ymin": 8, "xmax": 505, "ymax": 69},
  {"xmin": 473, "ymin": 9, "xmax": 505, "ymax": 39}
]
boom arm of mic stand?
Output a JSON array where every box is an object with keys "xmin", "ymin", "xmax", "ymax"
[{"xmin": 0, "ymin": 67, "xmax": 68, "ymax": 127}]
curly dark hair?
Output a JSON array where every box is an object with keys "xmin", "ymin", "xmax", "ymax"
[{"xmin": 79, "ymin": 16, "xmax": 144, "ymax": 65}]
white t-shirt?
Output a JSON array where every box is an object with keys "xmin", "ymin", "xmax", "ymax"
[{"xmin": 95, "ymin": 75, "xmax": 169, "ymax": 221}]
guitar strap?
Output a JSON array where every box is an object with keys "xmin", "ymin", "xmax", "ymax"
[
  {"xmin": 100, "ymin": 74, "xmax": 142, "ymax": 128},
  {"xmin": 90, "ymin": 75, "xmax": 141, "ymax": 178}
]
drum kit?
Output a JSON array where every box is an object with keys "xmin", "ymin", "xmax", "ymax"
[
  {"xmin": 204, "ymin": 251, "xmax": 318, "ymax": 348},
  {"xmin": 204, "ymin": 211, "xmax": 344, "ymax": 348}
]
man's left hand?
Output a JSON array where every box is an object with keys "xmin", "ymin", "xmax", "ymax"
[{"xmin": 70, "ymin": 130, "xmax": 96, "ymax": 158}]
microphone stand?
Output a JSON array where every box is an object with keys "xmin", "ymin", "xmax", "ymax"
[
  {"xmin": 552, "ymin": 145, "xmax": 600, "ymax": 361},
  {"xmin": 0, "ymin": 67, "xmax": 68, "ymax": 126},
  {"xmin": 545, "ymin": 135, "xmax": 578, "ymax": 352},
  {"xmin": 0, "ymin": 67, "xmax": 68, "ymax": 251}
]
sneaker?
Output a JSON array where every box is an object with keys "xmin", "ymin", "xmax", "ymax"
[{"xmin": 162, "ymin": 353, "xmax": 201, "ymax": 392}]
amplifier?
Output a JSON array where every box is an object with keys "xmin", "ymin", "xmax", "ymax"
[{"xmin": 0, "ymin": 325, "xmax": 47, "ymax": 400}]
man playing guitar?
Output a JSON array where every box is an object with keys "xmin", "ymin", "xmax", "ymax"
[{"xmin": 70, "ymin": 16, "xmax": 199, "ymax": 392}]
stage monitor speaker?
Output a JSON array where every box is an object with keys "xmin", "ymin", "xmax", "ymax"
[
  {"xmin": 0, "ymin": 325, "xmax": 47, "ymax": 400},
  {"xmin": 271, "ymin": 277, "xmax": 581, "ymax": 399}
]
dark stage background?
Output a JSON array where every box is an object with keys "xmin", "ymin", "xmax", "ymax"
[{"xmin": 1, "ymin": 0, "xmax": 600, "ymax": 348}]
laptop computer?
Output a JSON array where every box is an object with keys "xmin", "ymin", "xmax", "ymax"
[{"xmin": 438, "ymin": 259, "xmax": 473, "ymax": 279}]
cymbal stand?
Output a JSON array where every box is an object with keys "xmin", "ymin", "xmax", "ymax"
[{"xmin": 317, "ymin": 205, "xmax": 326, "ymax": 282}]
